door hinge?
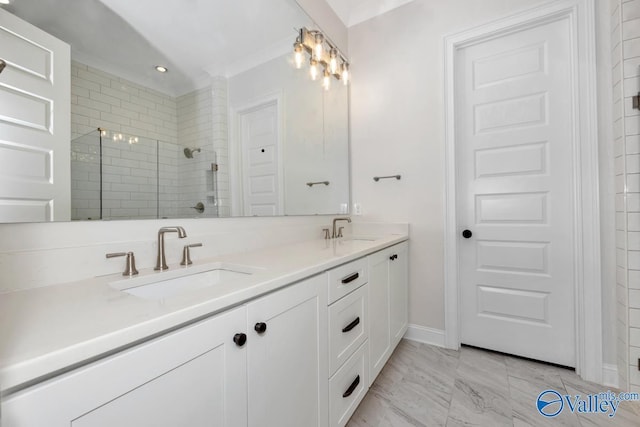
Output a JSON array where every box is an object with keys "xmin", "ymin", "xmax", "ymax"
[{"xmin": 633, "ymin": 93, "xmax": 640, "ymax": 110}]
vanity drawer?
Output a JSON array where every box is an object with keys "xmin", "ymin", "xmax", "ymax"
[
  {"xmin": 328, "ymin": 284, "xmax": 368, "ymax": 376},
  {"xmin": 328, "ymin": 258, "xmax": 368, "ymax": 304},
  {"xmin": 329, "ymin": 341, "xmax": 369, "ymax": 427}
]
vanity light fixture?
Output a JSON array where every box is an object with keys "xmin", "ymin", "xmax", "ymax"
[
  {"xmin": 155, "ymin": 65, "xmax": 168, "ymax": 73},
  {"xmin": 293, "ymin": 28, "xmax": 350, "ymax": 88}
]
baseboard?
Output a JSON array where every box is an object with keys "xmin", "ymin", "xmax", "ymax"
[
  {"xmin": 403, "ymin": 324, "xmax": 446, "ymax": 348},
  {"xmin": 602, "ymin": 363, "xmax": 619, "ymax": 388}
]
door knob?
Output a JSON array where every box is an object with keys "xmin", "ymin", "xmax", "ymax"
[
  {"xmin": 462, "ymin": 230, "xmax": 473, "ymax": 239},
  {"xmin": 233, "ymin": 333, "xmax": 247, "ymax": 347},
  {"xmin": 254, "ymin": 322, "xmax": 267, "ymax": 334}
]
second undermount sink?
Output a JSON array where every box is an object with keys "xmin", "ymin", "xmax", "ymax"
[
  {"xmin": 110, "ymin": 263, "xmax": 260, "ymax": 300},
  {"xmin": 342, "ymin": 236, "xmax": 379, "ymax": 242}
]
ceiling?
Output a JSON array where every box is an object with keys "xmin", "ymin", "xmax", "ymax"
[
  {"xmin": 325, "ymin": 0, "xmax": 416, "ymax": 27},
  {"xmin": 2, "ymin": 0, "xmax": 312, "ymax": 96}
]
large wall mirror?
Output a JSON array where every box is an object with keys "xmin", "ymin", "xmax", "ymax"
[{"xmin": 0, "ymin": 0, "xmax": 349, "ymax": 222}]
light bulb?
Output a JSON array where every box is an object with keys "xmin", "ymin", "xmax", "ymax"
[
  {"xmin": 310, "ymin": 58, "xmax": 318, "ymax": 80},
  {"xmin": 329, "ymin": 49, "xmax": 338, "ymax": 74},
  {"xmin": 314, "ymin": 33, "xmax": 324, "ymax": 59},
  {"xmin": 294, "ymin": 43, "xmax": 304, "ymax": 69},
  {"xmin": 323, "ymin": 69, "xmax": 331, "ymax": 91},
  {"xmin": 341, "ymin": 62, "xmax": 350, "ymax": 86}
]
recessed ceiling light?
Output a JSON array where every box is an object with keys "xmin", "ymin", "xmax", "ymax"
[
  {"xmin": 155, "ymin": 65, "xmax": 168, "ymax": 73},
  {"xmin": 0, "ymin": 0, "xmax": 12, "ymax": 4}
]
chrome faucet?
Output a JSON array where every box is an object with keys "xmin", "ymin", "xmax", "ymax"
[
  {"xmin": 155, "ymin": 226, "xmax": 187, "ymax": 271},
  {"xmin": 332, "ymin": 217, "xmax": 351, "ymax": 238}
]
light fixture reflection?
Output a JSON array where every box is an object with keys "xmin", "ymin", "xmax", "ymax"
[
  {"xmin": 322, "ymin": 69, "xmax": 331, "ymax": 91},
  {"xmin": 293, "ymin": 27, "xmax": 351, "ymax": 89},
  {"xmin": 341, "ymin": 62, "xmax": 350, "ymax": 86}
]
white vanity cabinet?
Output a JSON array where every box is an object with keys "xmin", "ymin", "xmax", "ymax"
[
  {"xmin": 1, "ymin": 238, "xmax": 409, "ymax": 427},
  {"xmin": 2, "ymin": 306, "xmax": 249, "ymax": 427},
  {"xmin": 368, "ymin": 241, "xmax": 409, "ymax": 384},
  {"xmin": 2, "ymin": 275, "xmax": 328, "ymax": 427},
  {"xmin": 247, "ymin": 274, "xmax": 328, "ymax": 427}
]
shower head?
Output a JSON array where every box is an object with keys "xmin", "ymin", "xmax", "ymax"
[{"xmin": 183, "ymin": 147, "xmax": 201, "ymax": 158}]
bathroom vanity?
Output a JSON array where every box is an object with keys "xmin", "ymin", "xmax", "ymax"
[{"xmin": 0, "ymin": 234, "xmax": 408, "ymax": 427}]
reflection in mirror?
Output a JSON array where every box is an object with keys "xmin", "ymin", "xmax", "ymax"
[{"xmin": 0, "ymin": 0, "xmax": 350, "ymax": 222}]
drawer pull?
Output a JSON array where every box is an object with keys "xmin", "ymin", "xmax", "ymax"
[
  {"xmin": 389, "ymin": 254, "xmax": 398, "ymax": 261},
  {"xmin": 341, "ymin": 272, "xmax": 359, "ymax": 284},
  {"xmin": 342, "ymin": 375, "xmax": 360, "ymax": 398},
  {"xmin": 342, "ymin": 317, "xmax": 360, "ymax": 333},
  {"xmin": 254, "ymin": 322, "xmax": 267, "ymax": 334}
]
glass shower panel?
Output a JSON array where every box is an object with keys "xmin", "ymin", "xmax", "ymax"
[
  {"xmin": 101, "ymin": 134, "xmax": 158, "ymax": 220},
  {"xmin": 71, "ymin": 130, "xmax": 101, "ymax": 220}
]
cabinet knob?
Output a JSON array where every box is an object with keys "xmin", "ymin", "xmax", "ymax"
[
  {"xmin": 462, "ymin": 229, "xmax": 473, "ymax": 239},
  {"xmin": 233, "ymin": 333, "xmax": 247, "ymax": 347},
  {"xmin": 254, "ymin": 322, "xmax": 267, "ymax": 334}
]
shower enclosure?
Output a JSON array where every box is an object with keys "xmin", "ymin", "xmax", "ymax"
[{"xmin": 70, "ymin": 129, "xmax": 219, "ymax": 220}]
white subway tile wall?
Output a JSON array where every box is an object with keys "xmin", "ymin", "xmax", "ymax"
[
  {"xmin": 614, "ymin": 0, "xmax": 640, "ymax": 391},
  {"xmin": 70, "ymin": 61, "xmax": 229, "ymax": 220}
]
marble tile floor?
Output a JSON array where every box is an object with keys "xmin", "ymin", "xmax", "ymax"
[{"xmin": 347, "ymin": 340, "xmax": 640, "ymax": 427}]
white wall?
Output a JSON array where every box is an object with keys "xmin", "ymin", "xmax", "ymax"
[{"xmin": 349, "ymin": 0, "xmax": 618, "ymax": 367}]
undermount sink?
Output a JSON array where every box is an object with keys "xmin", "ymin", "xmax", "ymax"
[
  {"xmin": 342, "ymin": 236, "xmax": 379, "ymax": 242},
  {"xmin": 110, "ymin": 263, "xmax": 260, "ymax": 300}
]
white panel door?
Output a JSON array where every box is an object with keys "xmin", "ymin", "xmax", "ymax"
[
  {"xmin": 0, "ymin": 9, "xmax": 70, "ymax": 222},
  {"xmin": 239, "ymin": 101, "xmax": 281, "ymax": 216},
  {"xmin": 457, "ymin": 17, "xmax": 575, "ymax": 366}
]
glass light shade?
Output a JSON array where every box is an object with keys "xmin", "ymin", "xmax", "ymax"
[
  {"xmin": 341, "ymin": 63, "xmax": 350, "ymax": 85},
  {"xmin": 314, "ymin": 33, "xmax": 323, "ymax": 59},
  {"xmin": 322, "ymin": 69, "xmax": 330, "ymax": 91},
  {"xmin": 329, "ymin": 49, "xmax": 338, "ymax": 74},
  {"xmin": 294, "ymin": 43, "xmax": 304, "ymax": 69},
  {"xmin": 310, "ymin": 59, "xmax": 318, "ymax": 80}
]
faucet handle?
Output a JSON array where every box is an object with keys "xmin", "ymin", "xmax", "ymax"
[
  {"xmin": 106, "ymin": 251, "xmax": 138, "ymax": 276},
  {"xmin": 337, "ymin": 227, "xmax": 345, "ymax": 238},
  {"xmin": 181, "ymin": 243, "xmax": 203, "ymax": 266},
  {"xmin": 322, "ymin": 228, "xmax": 331, "ymax": 240}
]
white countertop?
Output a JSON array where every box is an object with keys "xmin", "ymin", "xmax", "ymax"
[{"xmin": 0, "ymin": 233, "xmax": 407, "ymax": 393}]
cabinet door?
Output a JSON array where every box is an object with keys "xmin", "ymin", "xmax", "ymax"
[
  {"xmin": 247, "ymin": 274, "xmax": 328, "ymax": 427},
  {"xmin": 367, "ymin": 247, "xmax": 391, "ymax": 384},
  {"xmin": 2, "ymin": 306, "xmax": 247, "ymax": 427},
  {"xmin": 389, "ymin": 242, "xmax": 409, "ymax": 348}
]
